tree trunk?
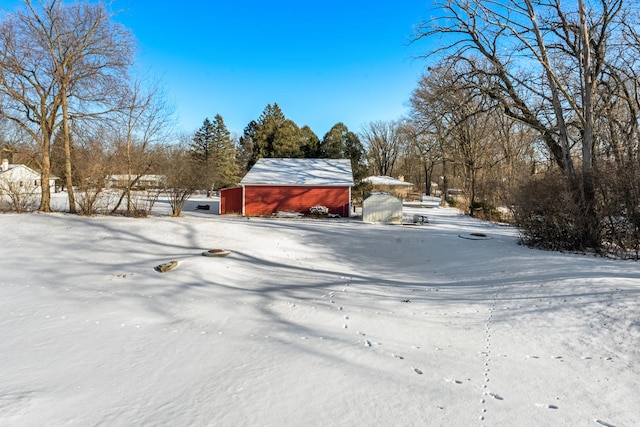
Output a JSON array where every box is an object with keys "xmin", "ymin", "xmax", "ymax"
[
  {"xmin": 424, "ymin": 163, "xmax": 430, "ymax": 195},
  {"xmin": 578, "ymin": 0, "xmax": 600, "ymax": 250},
  {"xmin": 61, "ymin": 86, "xmax": 77, "ymax": 213},
  {"xmin": 39, "ymin": 132, "xmax": 52, "ymax": 213}
]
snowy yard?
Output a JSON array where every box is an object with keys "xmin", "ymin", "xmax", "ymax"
[{"xmin": 1, "ymin": 197, "xmax": 639, "ymax": 426}]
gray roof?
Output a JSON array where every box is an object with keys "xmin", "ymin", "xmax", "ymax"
[{"xmin": 241, "ymin": 158, "xmax": 354, "ymax": 186}]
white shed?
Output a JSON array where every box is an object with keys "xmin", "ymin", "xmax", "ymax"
[{"xmin": 362, "ymin": 192, "xmax": 403, "ymax": 224}]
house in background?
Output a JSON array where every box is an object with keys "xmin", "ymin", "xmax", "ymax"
[
  {"xmin": 362, "ymin": 175, "xmax": 415, "ymax": 199},
  {"xmin": 106, "ymin": 174, "xmax": 166, "ymax": 189},
  {"xmin": 221, "ymin": 158, "xmax": 354, "ymax": 216},
  {"xmin": 0, "ymin": 159, "xmax": 57, "ymax": 194}
]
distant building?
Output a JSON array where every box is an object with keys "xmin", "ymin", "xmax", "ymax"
[
  {"xmin": 221, "ymin": 158, "xmax": 354, "ymax": 216},
  {"xmin": 0, "ymin": 159, "xmax": 57, "ymax": 194},
  {"xmin": 106, "ymin": 174, "xmax": 166, "ymax": 189},
  {"xmin": 362, "ymin": 175, "xmax": 415, "ymax": 199}
]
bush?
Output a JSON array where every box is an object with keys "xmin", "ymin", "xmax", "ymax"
[
  {"xmin": 471, "ymin": 200, "xmax": 507, "ymax": 222},
  {"xmin": 598, "ymin": 165, "xmax": 640, "ymax": 259},
  {"xmin": 512, "ymin": 171, "xmax": 590, "ymax": 251}
]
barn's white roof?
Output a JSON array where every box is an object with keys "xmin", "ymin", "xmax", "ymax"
[{"xmin": 241, "ymin": 158, "xmax": 354, "ymax": 186}]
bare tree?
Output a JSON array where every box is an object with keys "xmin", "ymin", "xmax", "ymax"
[
  {"xmin": 361, "ymin": 120, "xmax": 405, "ymax": 176},
  {"xmin": 0, "ymin": 0, "xmax": 134, "ymax": 212},
  {"xmin": 414, "ymin": 0, "xmax": 636, "ymax": 249},
  {"xmin": 160, "ymin": 141, "xmax": 200, "ymax": 217},
  {"xmin": 69, "ymin": 124, "xmax": 116, "ymax": 215},
  {"xmin": 109, "ymin": 78, "xmax": 174, "ymax": 215},
  {"xmin": 409, "ymin": 63, "xmax": 507, "ymax": 215},
  {"xmin": 0, "ymin": 4, "xmax": 59, "ymax": 211}
]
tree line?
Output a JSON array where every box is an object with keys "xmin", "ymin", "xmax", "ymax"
[
  {"xmin": 401, "ymin": 0, "xmax": 640, "ymax": 257},
  {"xmin": 2, "ymin": 0, "xmax": 640, "ymax": 257}
]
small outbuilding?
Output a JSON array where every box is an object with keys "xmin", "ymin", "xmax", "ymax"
[
  {"xmin": 221, "ymin": 158, "xmax": 354, "ymax": 217},
  {"xmin": 363, "ymin": 175, "xmax": 415, "ymax": 199},
  {"xmin": 362, "ymin": 192, "xmax": 403, "ymax": 224}
]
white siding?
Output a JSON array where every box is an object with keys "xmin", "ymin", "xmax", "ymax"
[
  {"xmin": 362, "ymin": 193, "xmax": 403, "ymax": 224},
  {"xmin": 0, "ymin": 165, "xmax": 42, "ymax": 194}
]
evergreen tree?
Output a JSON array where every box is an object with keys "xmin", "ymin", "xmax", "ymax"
[
  {"xmin": 299, "ymin": 125, "xmax": 320, "ymax": 158},
  {"xmin": 272, "ymin": 119, "xmax": 303, "ymax": 158},
  {"xmin": 209, "ymin": 114, "xmax": 240, "ymax": 188},
  {"xmin": 250, "ymin": 103, "xmax": 309, "ymax": 164},
  {"xmin": 320, "ymin": 123, "xmax": 347, "ymax": 158},
  {"xmin": 320, "ymin": 123, "xmax": 367, "ymax": 180},
  {"xmin": 189, "ymin": 115, "xmax": 240, "ymax": 193},
  {"xmin": 344, "ymin": 128, "xmax": 368, "ymax": 182},
  {"xmin": 237, "ymin": 120, "xmax": 258, "ymax": 172},
  {"xmin": 189, "ymin": 118, "xmax": 215, "ymax": 163}
]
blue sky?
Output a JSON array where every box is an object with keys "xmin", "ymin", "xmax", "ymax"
[
  {"xmin": 2, "ymin": 0, "xmax": 435, "ymax": 138},
  {"xmin": 112, "ymin": 1, "xmax": 434, "ymax": 137}
]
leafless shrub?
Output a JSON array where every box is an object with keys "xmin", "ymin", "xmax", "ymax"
[
  {"xmin": 598, "ymin": 166, "xmax": 640, "ymax": 260},
  {"xmin": 122, "ymin": 190, "xmax": 160, "ymax": 217},
  {"xmin": 0, "ymin": 180, "xmax": 38, "ymax": 213},
  {"xmin": 513, "ymin": 170, "xmax": 593, "ymax": 251}
]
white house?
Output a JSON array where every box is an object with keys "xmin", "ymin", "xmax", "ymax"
[{"xmin": 0, "ymin": 159, "xmax": 57, "ymax": 194}]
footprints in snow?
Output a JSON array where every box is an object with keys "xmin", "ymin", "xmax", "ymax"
[
  {"xmin": 535, "ymin": 403, "xmax": 558, "ymax": 409},
  {"xmin": 480, "ymin": 288, "xmax": 500, "ymax": 422},
  {"xmin": 325, "ymin": 277, "xmax": 419, "ymax": 375},
  {"xmin": 318, "ymin": 280, "xmax": 618, "ymax": 426}
]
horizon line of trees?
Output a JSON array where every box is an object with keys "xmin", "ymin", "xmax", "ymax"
[{"xmin": 3, "ymin": 0, "xmax": 640, "ymax": 258}]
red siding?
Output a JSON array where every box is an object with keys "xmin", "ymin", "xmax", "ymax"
[
  {"xmin": 244, "ymin": 186, "xmax": 350, "ymax": 217},
  {"xmin": 220, "ymin": 187, "xmax": 243, "ymax": 214}
]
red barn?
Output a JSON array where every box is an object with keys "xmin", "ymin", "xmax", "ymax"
[{"xmin": 221, "ymin": 158, "xmax": 354, "ymax": 217}]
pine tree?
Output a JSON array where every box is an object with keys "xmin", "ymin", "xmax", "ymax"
[
  {"xmin": 189, "ymin": 118, "xmax": 215, "ymax": 163},
  {"xmin": 209, "ymin": 114, "xmax": 240, "ymax": 188},
  {"xmin": 189, "ymin": 116, "xmax": 240, "ymax": 193},
  {"xmin": 320, "ymin": 123, "xmax": 347, "ymax": 158},
  {"xmin": 238, "ymin": 120, "xmax": 258, "ymax": 172},
  {"xmin": 250, "ymin": 103, "xmax": 309, "ymax": 164},
  {"xmin": 299, "ymin": 125, "xmax": 320, "ymax": 158},
  {"xmin": 320, "ymin": 123, "xmax": 367, "ymax": 179}
]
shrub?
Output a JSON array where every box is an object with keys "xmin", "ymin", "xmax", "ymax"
[{"xmin": 512, "ymin": 170, "xmax": 590, "ymax": 251}]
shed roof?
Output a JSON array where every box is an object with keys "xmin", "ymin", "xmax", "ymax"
[
  {"xmin": 241, "ymin": 158, "xmax": 354, "ymax": 186},
  {"xmin": 363, "ymin": 175, "xmax": 414, "ymax": 186}
]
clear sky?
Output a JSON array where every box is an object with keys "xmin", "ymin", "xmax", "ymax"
[{"xmin": 2, "ymin": 0, "xmax": 435, "ymax": 138}]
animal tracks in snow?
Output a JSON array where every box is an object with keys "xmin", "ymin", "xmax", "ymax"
[
  {"xmin": 323, "ymin": 277, "xmax": 428, "ymax": 377},
  {"xmin": 479, "ymin": 286, "xmax": 501, "ymax": 421},
  {"xmin": 535, "ymin": 403, "xmax": 558, "ymax": 409}
]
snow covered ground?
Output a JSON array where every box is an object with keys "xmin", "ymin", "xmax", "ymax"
[{"xmin": 1, "ymin": 196, "xmax": 639, "ymax": 426}]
